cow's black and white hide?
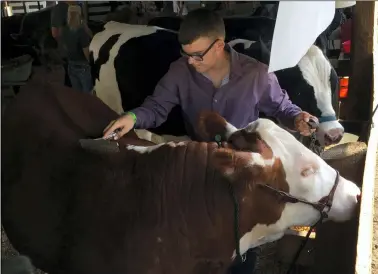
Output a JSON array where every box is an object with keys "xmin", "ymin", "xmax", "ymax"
[
  {"xmin": 148, "ymin": 16, "xmax": 277, "ymax": 45},
  {"xmin": 89, "ymin": 22, "xmax": 185, "ymax": 136},
  {"xmin": 147, "ymin": 15, "xmax": 331, "ymax": 54},
  {"xmin": 89, "ymin": 21, "xmax": 343, "ymax": 146},
  {"xmin": 229, "ymin": 38, "xmax": 343, "ymax": 146}
]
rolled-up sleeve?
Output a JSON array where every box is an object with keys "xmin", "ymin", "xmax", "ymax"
[
  {"xmin": 258, "ymin": 69, "xmax": 302, "ymax": 129},
  {"xmin": 129, "ymin": 62, "xmax": 181, "ymax": 129}
]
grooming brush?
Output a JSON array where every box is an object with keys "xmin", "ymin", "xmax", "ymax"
[{"xmin": 79, "ymin": 129, "xmax": 121, "ymax": 153}]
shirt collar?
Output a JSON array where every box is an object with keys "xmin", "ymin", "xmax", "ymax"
[{"xmin": 225, "ymin": 43, "xmax": 243, "ymax": 77}]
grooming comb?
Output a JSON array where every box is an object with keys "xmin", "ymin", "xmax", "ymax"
[{"xmin": 79, "ymin": 129, "xmax": 121, "ymax": 153}]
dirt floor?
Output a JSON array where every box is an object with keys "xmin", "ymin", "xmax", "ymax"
[
  {"xmin": 372, "ymin": 150, "xmax": 378, "ymax": 274},
  {"xmin": 1, "ymin": 227, "xmax": 45, "ymax": 274}
]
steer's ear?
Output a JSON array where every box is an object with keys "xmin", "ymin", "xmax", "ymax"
[
  {"xmin": 228, "ymin": 130, "xmax": 274, "ymax": 160},
  {"xmin": 196, "ymin": 111, "xmax": 237, "ymax": 142},
  {"xmin": 211, "ymin": 148, "xmax": 252, "ymax": 176}
]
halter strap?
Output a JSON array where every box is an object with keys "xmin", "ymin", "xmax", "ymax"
[{"xmin": 318, "ymin": 115, "xmax": 337, "ymax": 123}]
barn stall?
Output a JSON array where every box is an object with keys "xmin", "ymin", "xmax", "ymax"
[{"xmin": 1, "ymin": 1, "xmax": 377, "ymax": 274}]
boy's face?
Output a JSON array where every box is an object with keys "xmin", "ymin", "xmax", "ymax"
[{"xmin": 181, "ymin": 36, "xmax": 225, "ymax": 73}]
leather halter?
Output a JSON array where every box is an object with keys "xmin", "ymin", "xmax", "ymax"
[
  {"xmin": 257, "ymin": 170, "xmax": 340, "ymax": 219},
  {"xmin": 318, "ymin": 115, "xmax": 337, "ymax": 123}
]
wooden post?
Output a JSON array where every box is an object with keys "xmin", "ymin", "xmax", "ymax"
[
  {"xmin": 22, "ymin": 1, "xmax": 27, "ymax": 14},
  {"xmin": 314, "ymin": 3, "xmax": 377, "ymax": 274},
  {"xmin": 340, "ymin": 2, "xmax": 375, "ymax": 121},
  {"xmin": 82, "ymin": 1, "xmax": 88, "ymax": 24},
  {"xmin": 354, "ymin": 5, "xmax": 378, "ymax": 274},
  {"xmin": 313, "ymin": 142, "xmax": 368, "ymax": 274}
]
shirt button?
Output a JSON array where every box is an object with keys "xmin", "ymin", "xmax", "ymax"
[{"xmin": 214, "ymin": 99, "xmax": 218, "ymax": 103}]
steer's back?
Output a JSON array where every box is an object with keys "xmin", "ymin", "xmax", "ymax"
[
  {"xmin": 2, "ymin": 82, "xmax": 231, "ymax": 273},
  {"xmin": 62, "ymin": 141, "xmax": 231, "ymax": 274}
]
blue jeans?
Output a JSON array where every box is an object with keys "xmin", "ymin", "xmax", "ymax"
[{"xmin": 67, "ymin": 62, "xmax": 93, "ymax": 93}]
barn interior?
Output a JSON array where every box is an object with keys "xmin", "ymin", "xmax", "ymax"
[{"xmin": 1, "ymin": 1, "xmax": 377, "ymax": 274}]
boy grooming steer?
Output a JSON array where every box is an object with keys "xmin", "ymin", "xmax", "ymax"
[{"xmin": 103, "ymin": 8, "xmax": 318, "ymax": 142}]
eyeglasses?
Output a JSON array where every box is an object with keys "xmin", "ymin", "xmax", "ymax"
[{"xmin": 180, "ymin": 39, "xmax": 219, "ymax": 62}]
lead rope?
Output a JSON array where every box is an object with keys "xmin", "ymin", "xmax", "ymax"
[
  {"xmin": 215, "ymin": 135, "xmax": 246, "ymax": 264},
  {"xmin": 285, "ymin": 217, "xmax": 323, "ymax": 274},
  {"xmin": 286, "ymin": 205, "xmax": 332, "ymax": 274}
]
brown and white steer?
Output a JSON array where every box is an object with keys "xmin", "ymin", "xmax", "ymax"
[{"xmin": 2, "ymin": 80, "xmax": 360, "ymax": 274}]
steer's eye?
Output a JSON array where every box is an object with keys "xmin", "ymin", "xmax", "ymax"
[{"xmin": 300, "ymin": 166, "xmax": 318, "ymax": 177}]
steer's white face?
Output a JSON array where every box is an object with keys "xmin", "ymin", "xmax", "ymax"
[
  {"xmin": 214, "ymin": 117, "xmax": 360, "ymax": 255},
  {"xmin": 242, "ymin": 119, "xmax": 359, "ymax": 220}
]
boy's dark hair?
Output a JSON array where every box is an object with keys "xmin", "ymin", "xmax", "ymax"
[{"xmin": 178, "ymin": 8, "xmax": 225, "ymax": 45}]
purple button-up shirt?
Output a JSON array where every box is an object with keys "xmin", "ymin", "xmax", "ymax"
[{"xmin": 131, "ymin": 45, "xmax": 302, "ymax": 139}]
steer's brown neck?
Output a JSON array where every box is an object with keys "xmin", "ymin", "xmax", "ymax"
[{"xmin": 124, "ymin": 142, "xmax": 258, "ymax": 264}]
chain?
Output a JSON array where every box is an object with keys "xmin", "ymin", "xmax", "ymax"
[{"xmin": 308, "ymin": 133, "xmax": 324, "ymax": 156}]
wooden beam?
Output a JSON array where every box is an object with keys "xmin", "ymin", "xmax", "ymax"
[
  {"xmin": 354, "ymin": 4, "xmax": 378, "ymax": 274},
  {"xmin": 340, "ymin": 2, "xmax": 375, "ymax": 121},
  {"xmin": 82, "ymin": 1, "xmax": 88, "ymax": 24}
]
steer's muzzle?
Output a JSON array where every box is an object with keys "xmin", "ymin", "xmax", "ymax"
[
  {"xmin": 324, "ymin": 128, "xmax": 344, "ymax": 146},
  {"xmin": 328, "ymin": 177, "xmax": 361, "ymax": 222}
]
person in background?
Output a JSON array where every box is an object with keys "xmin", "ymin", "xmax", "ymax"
[
  {"xmin": 60, "ymin": 5, "xmax": 93, "ymax": 93},
  {"xmin": 51, "ymin": 1, "xmax": 92, "ymax": 88}
]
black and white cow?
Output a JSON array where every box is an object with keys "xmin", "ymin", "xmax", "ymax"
[
  {"xmin": 148, "ymin": 16, "xmax": 277, "ymax": 45},
  {"xmin": 89, "ymin": 21, "xmax": 344, "ymax": 146},
  {"xmin": 90, "ymin": 22, "xmax": 185, "ymax": 136},
  {"xmin": 229, "ymin": 38, "xmax": 343, "ymax": 145}
]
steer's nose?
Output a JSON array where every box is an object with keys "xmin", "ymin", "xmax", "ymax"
[
  {"xmin": 356, "ymin": 193, "xmax": 361, "ymax": 202},
  {"xmin": 324, "ymin": 128, "xmax": 344, "ymax": 146}
]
